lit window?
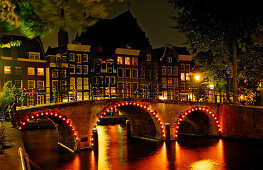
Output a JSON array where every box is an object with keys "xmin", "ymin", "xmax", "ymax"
[
  {"xmin": 117, "ymin": 56, "xmax": 123, "ymax": 64},
  {"xmin": 37, "ymin": 68, "xmax": 44, "ymax": 76},
  {"xmin": 52, "ymin": 69, "xmax": 58, "ymax": 78},
  {"xmin": 125, "ymin": 57, "xmax": 131, "ymax": 65},
  {"xmin": 168, "ymin": 78, "xmax": 172, "ymax": 87},
  {"xmin": 83, "ymin": 54, "xmax": 88, "ymax": 62},
  {"xmin": 125, "ymin": 68, "xmax": 131, "ymax": 78},
  {"xmin": 186, "ymin": 73, "xmax": 190, "ymax": 81},
  {"xmin": 181, "ymin": 73, "xmax": 185, "ymax": 81},
  {"xmin": 132, "ymin": 57, "xmax": 138, "ymax": 65},
  {"xmin": 77, "ymin": 77, "xmax": 82, "ymax": 90},
  {"xmin": 70, "ymin": 77, "xmax": 75, "ymax": 90},
  {"xmin": 69, "ymin": 53, "xmax": 75, "ymax": 62},
  {"xmin": 4, "ymin": 66, "xmax": 11, "ymax": 74},
  {"xmin": 83, "ymin": 78, "xmax": 89, "ymax": 90},
  {"xmin": 37, "ymin": 81, "xmax": 44, "ymax": 90},
  {"xmin": 28, "ymin": 80, "xmax": 35, "ymax": 89},
  {"xmin": 162, "ymin": 66, "xmax": 166, "ymax": 75},
  {"xmin": 28, "ymin": 67, "xmax": 35, "ymax": 75},
  {"xmin": 111, "ymin": 87, "xmax": 116, "ymax": 94},
  {"xmin": 15, "ymin": 80, "xmax": 22, "ymax": 89},
  {"xmin": 167, "ymin": 66, "xmax": 172, "ymax": 75}
]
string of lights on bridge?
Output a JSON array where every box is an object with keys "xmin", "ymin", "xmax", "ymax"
[
  {"xmin": 175, "ymin": 107, "xmax": 221, "ymax": 138},
  {"xmin": 18, "ymin": 112, "xmax": 79, "ymax": 141},
  {"xmin": 91, "ymin": 102, "xmax": 166, "ymax": 147}
]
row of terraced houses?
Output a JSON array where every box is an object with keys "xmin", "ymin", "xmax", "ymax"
[{"xmin": 0, "ymin": 11, "xmax": 195, "ymax": 106}]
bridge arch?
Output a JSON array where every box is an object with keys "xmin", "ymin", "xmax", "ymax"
[
  {"xmin": 91, "ymin": 101, "xmax": 166, "ymax": 146},
  {"xmin": 18, "ymin": 111, "xmax": 79, "ymax": 151},
  {"xmin": 175, "ymin": 106, "xmax": 221, "ymax": 138}
]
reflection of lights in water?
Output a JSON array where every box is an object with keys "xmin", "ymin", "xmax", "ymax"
[
  {"xmin": 97, "ymin": 126, "xmax": 111, "ymax": 170},
  {"xmin": 190, "ymin": 159, "xmax": 218, "ymax": 170}
]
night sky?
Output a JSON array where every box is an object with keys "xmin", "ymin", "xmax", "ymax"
[{"xmin": 42, "ymin": 0, "xmax": 186, "ymax": 50}]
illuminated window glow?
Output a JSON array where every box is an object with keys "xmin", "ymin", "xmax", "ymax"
[{"xmin": 4, "ymin": 66, "xmax": 11, "ymax": 74}]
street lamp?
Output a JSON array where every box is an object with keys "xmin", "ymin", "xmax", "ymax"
[{"xmin": 194, "ymin": 74, "xmax": 201, "ymax": 102}]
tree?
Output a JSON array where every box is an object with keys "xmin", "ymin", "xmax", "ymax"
[
  {"xmin": 169, "ymin": 0, "xmax": 263, "ymax": 103},
  {"xmin": 0, "ymin": 0, "xmax": 124, "ymax": 38},
  {"xmin": 0, "ymin": 81, "xmax": 15, "ymax": 121}
]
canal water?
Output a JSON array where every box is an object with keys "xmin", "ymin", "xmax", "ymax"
[{"xmin": 22, "ymin": 125, "xmax": 263, "ymax": 170}]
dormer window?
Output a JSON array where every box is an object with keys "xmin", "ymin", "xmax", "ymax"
[{"xmin": 28, "ymin": 52, "xmax": 40, "ymax": 60}]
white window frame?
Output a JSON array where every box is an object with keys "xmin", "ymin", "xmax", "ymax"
[
  {"xmin": 70, "ymin": 64, "xmax": 75, "ymax": 74},
  {"xmin": 83, "ymin": 65, "xmax": 88, "ymax": 74},
  {"xmin": 167, "ymin": 66, "xmax": 172, "ymax": 75},
  {"xmin": 76, "ymin": 54, "xmax": 82, "ymax": 63},
  {"xmin": 37, "ymin": 81, "xmax": 45, "ymax": 90},
  {"xmin": 117, "ymin": 68, "xmax": 124, "ymax": 78},
  {"xmin": 28, "ymin": 80, "xmax": 35, "ymax": 89},
  {"xmin": 15, "ymin": 80, "xmax": 23, "ymax": 89},
  {"xmin": 37, "ymin": 68, "xmax": 45, "ymax": 76},
  {"xmin": 132, "ymin": 69, "xmax": 138, "ymax": 79},
  {"xmin": 28, "ymin": 67, "xmax": 35, "ymax": 75},
  {"xmin": 83, "ymin": 54, "xmax": 88, "ymax": 62},
  {"xmin": 125, "ymin": 68, "xmax": 131, "ymax": 78},
  {"xmin": 4, "ymin": 66, "xmax": 11, "ymax": 74},
  {"xmin": 69, "ymin": 53, "xmax": 75, "ymax": 62},
  {"xmin": 162, "ymin": 66, "xmax": 166, "ymax": 75},
  {"xmin": 76, "ymin": 65, "xmax": 82, "ymax": 74}
]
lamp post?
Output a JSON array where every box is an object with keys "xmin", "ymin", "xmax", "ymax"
[{"xmin": 194, "ymin": 74, "xmax": 201, "ymax": 102}]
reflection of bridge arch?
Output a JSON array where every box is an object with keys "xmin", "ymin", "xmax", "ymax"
[
  {"xmin": 18, "ymin": 111, "xmax": 79, "ymax": 151},
  {"xmin": 91, "ymin": 101, "xmax": 166, "ymax": 147},
  {"xmin": 175, "ymin": 106, "xmax": 221, "ymax": 138}
]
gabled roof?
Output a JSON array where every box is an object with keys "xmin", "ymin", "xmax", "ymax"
[
  {"xmin": 75, "ymin": 10, "xmax": 151, "ymax": 50},
  {"xmin": 0, "ymin": 34, "xmax": 45, "ymax": 59},
  {"xmin": 46, "ymin": 46, "xmax": 67, "ymax": 56},
  {"xmin": 153, "ymin": 45, "xmax": 190, "ymax": 61}
]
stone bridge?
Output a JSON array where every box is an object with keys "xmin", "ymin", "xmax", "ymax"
[{"xmin": 15, "ymin": 99, "xmax": 263, "ymax": 152}]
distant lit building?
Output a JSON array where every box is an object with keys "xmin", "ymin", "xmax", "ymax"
[
  {"xmin": 91, "ymin": 49, "xmax": 117, "ymax": 99},
  {"xmin": 0, "ymin": 35, "xmax": 47, "ymax": 106},
  {"xmin": 154, "ymin": 44, "xmax": 192, "ymax": 101},
  {"xmin": 46, "ymin": 44, "xmax": 91, "ymax": 102}
]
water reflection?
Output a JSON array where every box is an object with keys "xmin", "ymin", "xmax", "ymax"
[{"xmin": 22, "ymin": 125, "xmax": 263, "ymax": 170}]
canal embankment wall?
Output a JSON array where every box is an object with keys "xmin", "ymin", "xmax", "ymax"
[
  {"xmin": 220, "ymin": 104, "xmax": 263, "ymax": 141},
  {"xmin": 0, "ymin": 122, "xmax": 29, "ymax": 170}
]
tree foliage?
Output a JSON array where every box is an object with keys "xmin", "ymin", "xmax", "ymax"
[
  {"xmin": 169, "ymin": 0, "xmax": 263, "ymax": 101},
  {"xmin": 0, "ymin": 81, "xmax": 15, "ymax": 122},
  {"xmin": 0, "ymin": 0, "xmax": 124, "ymax": 38}
]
